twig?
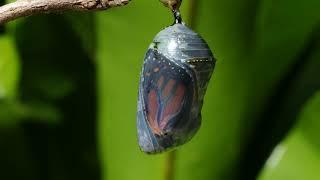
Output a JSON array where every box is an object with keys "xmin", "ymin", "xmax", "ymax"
[
  {"xmin": 0, "ymin": 0, "xmax": 130, "ymax": 25},
  {"xmin": 165, "ymin": 150, "xmax": 176, "ymax": 180},
  {"xmin": 187, "ymin": 0, "xmax": 198, "ymax": 28}
]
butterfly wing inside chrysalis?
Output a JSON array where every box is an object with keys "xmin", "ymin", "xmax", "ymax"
[
  {"xmin": 137, "ymin": 49, "xmax": 199, "ymax": 154},
  {"xmin": 137, "ymin": 23, "xmax": 216, "ymax": 154}
]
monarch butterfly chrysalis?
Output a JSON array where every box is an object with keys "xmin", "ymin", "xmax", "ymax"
[{"xmin": 137, "ymin": 10, "xmax": 216, "ymax": 154}]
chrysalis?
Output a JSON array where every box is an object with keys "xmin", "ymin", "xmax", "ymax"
[{"xmin": 137, "ymin": 8, "xmax": 216, "ymax": 154}]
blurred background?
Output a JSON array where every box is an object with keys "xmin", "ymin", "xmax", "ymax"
[{"xmin": 1, "ymin": 0, "xmax": 320, "ymax": 179}]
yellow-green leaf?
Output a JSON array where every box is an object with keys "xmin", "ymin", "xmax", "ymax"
[{"xmin": 0, "ymin": 35, "xmax": 20, "ymax": 99}]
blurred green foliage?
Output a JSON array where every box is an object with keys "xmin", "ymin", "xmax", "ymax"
[
  {"xmin": 1, "ymin": 13, "xmax": 99, "ymax": 179},
  {"xmin": 0, "ymin": 35, "xmax": 19, "ymax": 99},
  {"xmin": 259, "ymin": 92, "xmax": 320, "ymax": 180},
  {"xmin": 0, "ymin": 0, "xmax": 320, "ymax": 180}
]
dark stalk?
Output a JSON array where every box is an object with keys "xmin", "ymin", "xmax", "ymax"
[
  {"xmin": 165, "ymin": 150, "xmax": 176, "ymax": 180},
  {"xmin": 187, "ymin": 0, "xmax": 198, "ymax": 28}
]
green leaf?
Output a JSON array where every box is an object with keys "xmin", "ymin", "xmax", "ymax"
[
  {"xmin": 259, "ymin": 92, "xmax": 320, "ymax": 180},
  {"xmin": 0, "ymin": 35, "xmax": 20, "ymax": 99},
  {"xmin": 258, "ymin": 28, "xmax": 320, "ymax": 179},
  {"xmin": 0, "ymin": 34, "xmax": 22, "ymax": 125}
]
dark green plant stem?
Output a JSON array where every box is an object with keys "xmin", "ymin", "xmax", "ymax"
[
  {"xmin": 165, "ymin": 150, "xmax": 176, "ymax": 180},
  {"xmin": 187, "ymin": 0, "xmax": 198, "ymax": 28},
  {"xmin": 236, "ymin": 24, "xmax": 320, "ymax": 180}
]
